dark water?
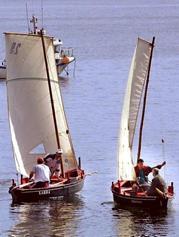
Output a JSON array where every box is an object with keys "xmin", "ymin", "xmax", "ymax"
[{"xmin": 1, "ymin": 0, "xmax": 179, "ymax": 236}]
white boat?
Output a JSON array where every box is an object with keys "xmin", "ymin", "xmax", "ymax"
[
  {"xmin": 5, "ymin": 29, "xmax": 84, "ymax": 203},
  {"xmin": 111, "ymin": 37, "xmax": 174, "ymax": 210},
  {"xmin": 0, "ymin": 15, "xmax": 75, "ymax": 80},
  {"xmin": 53, "ymin": 37, "xmax": 75, "ymax": 75}
]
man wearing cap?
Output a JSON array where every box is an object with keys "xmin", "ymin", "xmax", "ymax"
[
  {"xmin": 44, "ymin": 149, "xmax": 63, "ymax": 178},
  {"xmin": 146, "ymin": 168, "xmax": 167, "ymax": 196},
  {"xmin": 44, "ymin": 153, "xmax": 56, "ymax": 173},
  {"xmin": 29, "ymin": 157, "xmax": 51, "ymax": 188},
  {"xmin": 53, "ymin": 150, "xmax": 63, "ymax": 178},
  {"xmin": 134, "ymin": 158, "xmax": 166, "ymax": 185}
]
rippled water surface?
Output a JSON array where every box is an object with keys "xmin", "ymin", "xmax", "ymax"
[{"xmin": 0, "ymin": 0, "xmax": 179, "ymax": 236}]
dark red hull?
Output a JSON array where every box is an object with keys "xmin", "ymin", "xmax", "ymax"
[
  {"xmin": 111, "ymin": 181, "xmax": 174, "ymax": 209},
  {"xmin": 112, "ymin": 189, "xmax": 168, "ymax": 209},
  {"xmin": 9, "ymin": 172, "xmax": 85, "ymax": 203}
]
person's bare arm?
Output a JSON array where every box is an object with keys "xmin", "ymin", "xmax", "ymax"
[{"xmin": 152, "ymin": 161, "xmax": 166, "ymax": 169}]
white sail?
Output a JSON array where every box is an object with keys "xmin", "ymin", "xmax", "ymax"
[
  {"xmin": 117, "ymin": 38, "xmax": 152, "ymax": 180},
  {"xmin": 5, "ymin": 32, "xmax": 77, "ymax": 177}
]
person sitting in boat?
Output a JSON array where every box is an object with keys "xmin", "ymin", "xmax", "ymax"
[
  {"xmin": 29, "ymin": 157, "xmax": 50, "ymax": 188},
  {"xmin": 44, "ymin": 153, "xmax": 56, "ymax": 172},
  {"xmin": 146, "ymin": 168, "xmax": 167, "ymax": 196},
  {"xmin": 134, "ymin": 158, "xmax": 166, "ymax": 185},
  {"xmin": 52, "ymin": 149, "xmax": 63, "ymax": 178},
  {"xmin": 44, "ymin": 149, "xmax": 63, "ymax": 178}
]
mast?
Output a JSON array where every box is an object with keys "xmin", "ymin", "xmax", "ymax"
[
  {"xmin": 40, "ymin": 30, "xmax": 64, "ymax": 177},
  {"xmin": 137, "ymin": 37, "xmax": 155, "ymax": 162}
]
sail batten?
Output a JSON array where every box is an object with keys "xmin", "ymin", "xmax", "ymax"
[
  {"xmin": 117, "ymin": 38, "xmax": 153, "ymax": 180},
  {"xmin": 5, "ymin": 33, "xmax": 77, "ymax": 177}
]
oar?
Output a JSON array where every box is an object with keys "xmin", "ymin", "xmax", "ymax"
[{"xmin": 19, "ymin": 181, "xmax": 34, "ymax": 188}]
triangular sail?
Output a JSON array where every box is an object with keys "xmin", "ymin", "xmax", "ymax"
[
  {"xmin": 5, "ymin": 33, "xmax": 77, "ymax": 177},
  {"xmin": 117, "ymin": 38, "xmax": 153, "ymax": 180}
]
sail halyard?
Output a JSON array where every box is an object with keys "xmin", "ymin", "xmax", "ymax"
[
  {"xmin": 5, "ymin": 32, "xmax": 77, "ymax": 177},
  {"xmin": 137, "ymin": 37, "xmax": 155, "ymax": 162},
  {"xmin": 117, "ymin": 38, "xmax": 153, "ymax": 181}
]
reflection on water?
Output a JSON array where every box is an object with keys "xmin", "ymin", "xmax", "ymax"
[
  {"xmin": 8, "ymin": 195, "xmax": 84, "ymax": 237},
  {"xmin": 112, "ymin": 206, "xmax": 172, "ymax": 237}
]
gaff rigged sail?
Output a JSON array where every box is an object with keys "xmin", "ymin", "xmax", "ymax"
[
  {"xmin": 5, "ymin": 33, "xmax": 77, "ymax": 177},
  {"xmin": 117, "ymin": 38, "xmax": 153, "ymax": 180}
]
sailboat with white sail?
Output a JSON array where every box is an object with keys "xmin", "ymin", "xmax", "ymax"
[
  {"xmin": 111, "ymin": 37, "xmax": 174, "ymax": 209},
  {"xmin": 6, "ymin": 28, "xmax": 84, "ymax": 203}
]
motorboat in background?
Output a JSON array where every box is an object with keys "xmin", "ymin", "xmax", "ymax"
[
  {"xmin": 6, "ymin": 28, "xmax": 84, "ymax": 203},
  {"xmin": 53, "ymin": 38, "xmax": 75, "ymax": 75},
  {"xmin": 0, "ymin": 15, "xmax": 75, "ymax": 80}
]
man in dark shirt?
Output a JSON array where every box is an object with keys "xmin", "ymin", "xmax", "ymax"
[
  {"xmin": 147, "ymin": 168, "xmax": 167, "ymax": 196},
  {"xmin": 134, "ymin": 158, "xmax": 166, "ymax": 184}
]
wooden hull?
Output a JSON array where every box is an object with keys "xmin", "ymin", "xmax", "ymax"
[
  {"xmin": 9, "ymin": 176, "xmax": 84, "ymax": 203},
  {"xmin": 111, "ymin": 181, "xmax": 174, "ymax": 210},
  {"xmin": 112, "ymin": 189, "xmax": 168, "ymax": 209}
]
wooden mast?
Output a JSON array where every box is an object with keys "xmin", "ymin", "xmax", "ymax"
[
  {"xmin": 137, "ymin": 37, "xmax": 155, "ymax": 162},
  {"xmin": 40, "ymin": 30, "xmax": 64, "ymax": 177}
]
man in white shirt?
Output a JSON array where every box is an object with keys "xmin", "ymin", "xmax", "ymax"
[{"xmin": 30, "ymin": 157, "xmax": 51, "ymax": 188}]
